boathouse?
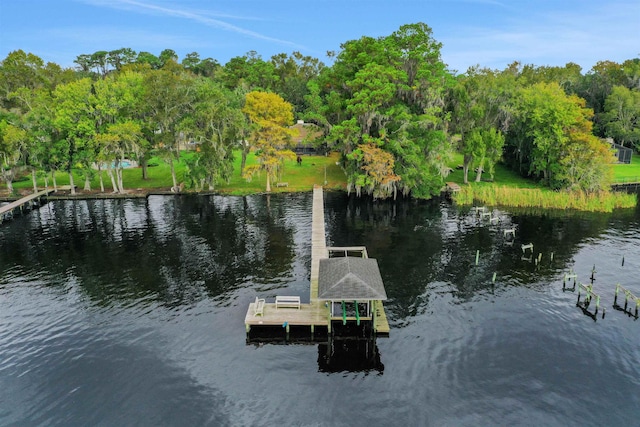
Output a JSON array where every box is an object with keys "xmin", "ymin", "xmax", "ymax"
[{"xmin": 318, "ymin": 256, "xmax": 387, "ymax": 333}]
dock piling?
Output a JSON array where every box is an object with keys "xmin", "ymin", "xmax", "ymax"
[{"xmin": 521, "ymin": 243, "xmax": 534, "ymax": 253}]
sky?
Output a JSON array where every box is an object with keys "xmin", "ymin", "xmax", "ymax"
[{"xmin": 0, "ymin": 0, "xmax": 638, "ymax": 73}]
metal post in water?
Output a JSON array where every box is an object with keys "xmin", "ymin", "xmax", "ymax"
[
  {"xmin": 614, "ymin": 284, "xmax": 619, "ymax": 305},
  {"xmin": 475, "ymin": 250, "xmax": 479, "ymax": 266},
  {"xmin": 622, "ymin": 256, "xmax": 625, "ymax": 267},
  {"xmin": 492, "ymin": 272, "xmax": 497, "ymax": 283},
  {"xmin": 550, "ymin": 252, "xmax": 554, "ymax": 262}
]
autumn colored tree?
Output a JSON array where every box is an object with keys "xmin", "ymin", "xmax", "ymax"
[
  {"xmin": 242, "ymin": 91, "xmax": 296, "ymax": 192},
  {"xmin": 346, "ymin": 139, "xmax": 401, "ymax": 199}
]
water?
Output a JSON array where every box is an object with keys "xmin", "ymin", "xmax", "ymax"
[{"xmin": 1, "ymin": 193, "xmax": 638, "ymax": 426}]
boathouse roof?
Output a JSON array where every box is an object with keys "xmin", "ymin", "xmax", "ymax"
[{"xmin": 317, "ymin": 257, "xmax": 388, "ymax": 301}]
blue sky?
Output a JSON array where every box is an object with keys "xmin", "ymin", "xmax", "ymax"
[{"xmin": 1, "ymin": 0, "xmax": 638, "ymax": 73}]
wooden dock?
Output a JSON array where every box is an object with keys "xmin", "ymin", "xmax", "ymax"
[
  {"xmin": 244, "ymin": 186, "xmax": 390, "ymax": 336},
  {"xmin": 445, "ymin": 182, "xmax": 461, "ymax": 193},
  {"xmin": 0, "ymin": 186, "xmax": 70, "ymax": 223}
]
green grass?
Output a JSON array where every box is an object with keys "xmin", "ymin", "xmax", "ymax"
[
  {"xmin": 446, "ymin": 155, "xmax": 542, "ymax": 189},
  {"xmin": 447, "ymin": 155, "xmax": 638, "ymax": 211},
  {"xmin": 216, "ymin": 151, "xmax": 346, "ymax": 195},
  {"xmin": 612, "ymin": 155, "xmax": 640, "ymax": 183},
  {"xmin": 452, "ymin": 185, "xmax": 637, "ymax": 212},
  {"xmin": 6, "ymin": 151, "xmax": 346, "ymax": 195},
  {"xmin": 4, "ymin": 148, "xmax": 638, "ymax": 212}
]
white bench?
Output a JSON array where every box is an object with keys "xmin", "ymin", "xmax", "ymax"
[
  {"xmin": 275, "ymin": 295, "xmax": 300, "ymax": 309},
  {"xmin": 276, "ymin": 182, "xmax": 289, "ymax": 188},
  {"xmin": 253, "ymin": 297, "xmax": 265, "ymax": 316}
]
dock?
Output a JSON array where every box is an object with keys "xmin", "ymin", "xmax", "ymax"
[
  {"xmin": 445, "ymin": 182, "xmax": 461, "ymax": 193},
  {"xmin": 245, "ymin": 186, "xmax": 390, "ymax": 337},
  {"xmin": 0, "ymin": 186, "xmax": 70, "ymax": 224}
]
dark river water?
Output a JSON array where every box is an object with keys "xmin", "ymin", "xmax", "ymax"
[{"xmin": 1, "ymin": 192, "xmax": 638, "ymax": 426}]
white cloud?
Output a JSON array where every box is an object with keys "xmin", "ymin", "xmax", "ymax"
[{"xmin": 80, "ymin": 0, "xmax": 306, "ymax": 49}]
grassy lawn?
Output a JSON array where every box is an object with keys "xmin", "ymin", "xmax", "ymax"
[
  {"xmin": 446, "ymin": 153, "xmax": 542, "ymax": 189},
  {"xmin": 612, "ymin": 155, "xmax": 640, "ymax": 183},
  {"xmin": 7, "ymin": 151, "xmax": 347, "ymax": 195},
  {"xmin": 217, "ymin": 151, "xmax": 346, "ymax": 195}
]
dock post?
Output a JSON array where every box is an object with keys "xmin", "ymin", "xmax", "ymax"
[
  {"xmin": 475, "ymin": 250, "xmax": 479, "ymax": 265},
  {"xmin": 492, "ymin": 272, "xmax": 497, "ymax": 283},
  {"xmin": 614, "ymin": 284, "xmax": 619, "ymax": 305}
]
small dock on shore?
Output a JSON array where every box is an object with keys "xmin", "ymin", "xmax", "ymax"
[
  {"xmin": 445, "ymin": 182, "xmax": 461, "ymax": 193},
  {"xmin": 0, "ymin": 186, "xmax": 70, "ymax": 224},
  {"xmin": 244, "ymin": 186, "xmax": 390, "ymax": 339}
]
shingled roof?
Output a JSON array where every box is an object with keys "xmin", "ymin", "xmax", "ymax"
[{"xmin": 317, "ymin": 257, "xmax": 387, "ymax": 301}]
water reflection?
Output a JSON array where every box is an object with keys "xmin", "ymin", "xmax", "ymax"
[
  {"xmin": 2, "ymin": 192, "xmax": 640, "ymax": 425},
  {"xmin": 0, "ymin": 195, "xmax": 304, "ymax": 307},
  {"xmin": 324, "ymin": 193, "xmax": 637, "ymax": 324},
  {"xmin": 318, "ymin": 338, "xmax": 384, "ymax": 373}
]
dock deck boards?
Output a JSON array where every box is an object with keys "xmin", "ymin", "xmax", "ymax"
[
  {"xmin": 245, "ymin": 301, "xmax": 327, "ymax": 327},
  {"xmin": 445, "ymin": 182, "xmax": 461, "ymax": 193},
  {"xmin": 0, "ymin": 186, "xmax": 72, "ymax": 217}
]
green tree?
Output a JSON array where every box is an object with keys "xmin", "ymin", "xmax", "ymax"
[
  {"xmin": 91, "ymin": 70, "xmax": 145, "ymax": 192},
  {"xmin": 0, "ymin": 50, "xmax": 46, "ymax": 109},
  {"xmin": 142, "ymin": 64, "xmax": 195, "ymax": 191},
  {"xmin": 95, "ymin": 121, "xmax": 142, "ymax": 193},
  {"xmin": 53, "ymin": 78, "xmax": 95, "ymax": 194},
  {"xmin": 601, "ymin": 85, "xmax": 640, "ymax": 151},
  {"xmin": 270, "ymin": 51, "xmax": 324, "ymax": 113},
  {"xmin": 317, "ymin": 22, "xmax": 453, "ymax": 198},
  {"xmin": 182, "ymin": 78, "xmax": 243, "ymax": 191},
  {"xmin": 0, "ymin": 119, "xmax": 27, "ymax": 194},
  {"xmin": 508, "ymin": 82, "xmax": 612, "ymax": 190},
  {"xmin": 221, "ymin": 52, "xmax": 277, "ymax": 92},
  {"xmin": 242, "ymin": 91, "xmax": 296, "ymax": 192}
]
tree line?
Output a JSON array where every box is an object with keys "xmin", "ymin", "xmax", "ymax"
[{"xmin": 1, "ymin": 22, "xmax": 639, "ymax": 198}]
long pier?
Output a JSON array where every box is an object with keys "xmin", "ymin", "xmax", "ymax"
[
  {"xmin": 0, "ymin": 187, "xmax": 70, "ymax": 224},
  {"xmin": 244, "ymin": 186, "xmax": 390, "ymax": 337}
]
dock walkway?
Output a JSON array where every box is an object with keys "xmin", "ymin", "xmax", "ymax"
[
  {"xmin": 245, "ymin": 186, "xmax": 390, "ymax": 336},
  {"xmin": 0, "ymin": 187, "xmax": 71, "ymax": 223}
]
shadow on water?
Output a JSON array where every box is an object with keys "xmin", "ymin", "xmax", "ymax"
[{"xmin": 246, "ymin": 328, "xmax": 384, "ymax": 375}]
